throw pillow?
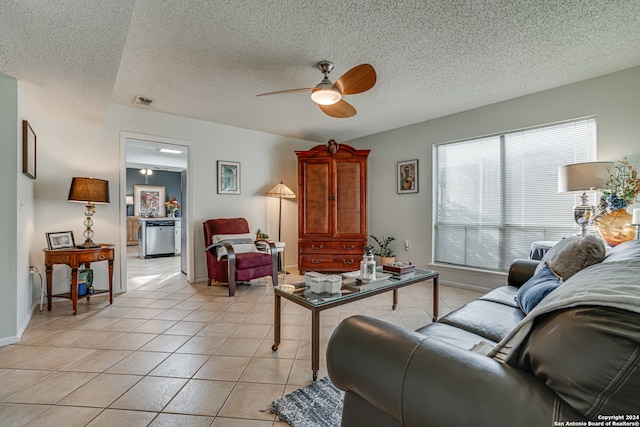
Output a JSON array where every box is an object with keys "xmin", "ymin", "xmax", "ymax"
[
  {"xmin": 534, "ymin": 235, "xmax": 605, "ymax": 281},
  {"xmin": 212, "ymin": 233, "xmax": 258, "ymax": 259},
  {"xmin": 516, "ymin": 264, "xmax": 561, "ymax": 314}
]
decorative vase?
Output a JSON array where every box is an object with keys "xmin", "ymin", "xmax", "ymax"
[{"xmin": 594, "ymin": 208, "xmax": 635, "ymax": 247}]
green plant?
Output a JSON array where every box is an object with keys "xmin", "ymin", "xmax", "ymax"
[
  {"xmin": 370, "ymin": 235, "xmax": 396, "ymax": 257},
  {"xmin": 255, "ymin": 228, "xmax": 269, "ymax": 240}
]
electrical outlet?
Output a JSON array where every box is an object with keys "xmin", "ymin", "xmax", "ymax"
[{"xmin": 405, "ymin": 240, "xmax": 410, "ymax": 251}]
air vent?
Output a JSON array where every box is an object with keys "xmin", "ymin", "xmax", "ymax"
[{"xmin": 134, "ymin": 95, "xmax": 154, "ymax": 106}]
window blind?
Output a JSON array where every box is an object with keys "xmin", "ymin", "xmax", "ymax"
[{"xmin": 434, "ymin": 118, "xmax": 596, "ymax": 271}]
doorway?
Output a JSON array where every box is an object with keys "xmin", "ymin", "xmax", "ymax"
[{"xmin": 121, "ymin": 134, "xmax": 191, "ymax": 291}]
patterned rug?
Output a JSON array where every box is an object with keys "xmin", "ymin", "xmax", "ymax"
[{"xmin": 270, "ymin": 376, "xmax": 344, "ymax": 427}]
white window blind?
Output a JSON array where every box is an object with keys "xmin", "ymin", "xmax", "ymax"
[{"xmin": 434, "ymin": 118, "xmax": 596, "ymax": 271}]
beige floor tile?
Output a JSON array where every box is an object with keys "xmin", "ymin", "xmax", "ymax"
[
  {"xmin": 110, "ymin": 376, "xmax": 187, "ymax": 411},
  {"xmin": 163, "ymin": 321, "xmax": 207, "ymax": 335},
  {"xmin": 193, "ymin": 355, "xmax": 251, "ymax": 381},
  {"xmin": 230, "ymin": 324, "xmax": 271, "ymax": 339},
  {"xmin": 163, "ymin": 379, "xmax": 235, "ymax": 416},
  {"xmin": 98, "ymin": 318, "xmax": 147, "ymax": 332},
  {"xmin": 181, "ymin": 310, "xmax": 220, "ymax": 322},
  {"xmin": 0, "ymin": 346, "xmax": 55, "ymax": 369},
  {"xmin": 150, "ymin": 413, "xmax": 214, "ymax": 427},
  {"xmin": 66, "ymin": 330, "xmax": 125, "ymax": 349},
  {"xmin": 104, "ymin": 351, "xmax": 169, "ymax": 375},
  {"xmin": 287, "ymin": 359, "xmax": 328, "ymax": 386},
  {"xmin": 22, "ymin": 405, "xmax": 101, "ymax": 427},
  {"xmin": 85, "ymin": 408, "xmax": 157, "ymax": 426},
  {"xmin": 61, "ymin": 349, "xmax": 131, "ymax": 373},
  {"xmin": 214, "ymin": 338, "xmax": 261, "ymax": 357},
  {"xmin": 138, "ymin": 334, "xmax": 191, "ymax": 352},
  {"xmin": 99, "ymin": 332, "xmax": 157, "ymax": 350},
  {"xmin": 254, "ymin": 339, "xmax": 299, "ymax": 359},
  {"xmin": 122, "ymin": 307, "xmax": 168, "ymax": 319},
  {"xmin": 217, "ymin": 382, "xmax": 283, "ymax": 420},
  {"xmin": 152, "ymin": 309, "xmax": 193, "ymax": 321},
  {"xmin": 196, "ymin": 322, "xmax": 239, "ymax": 337},
  {"xmin": 148, "ymin": 353, "xmax": 209, "ymax": 378},
  {"xmin": 57, "ymin": 373, "xmax": 142, "ymax": 407},
  {"xmin": 144, "ymin": 299, "xmax": 180, "ymax": 309},
  {"xmin": 239, "ymin": 357, "xmax": 293, "ymax": 384},
  {"xmin": 213, "ymin": 418, "xmax": 274, "ymax": 427},
  {"xmin": 7, "ymin": 371, "xmax": 97, "ymax": 404},
  {"xmin": 19, "ymin": 347, "xmax": 95, "ymax": 371},
  {"xmin": 174, "ymin": 335, "xmax": 226, "ymax": 355},
  {"xmin": 0, "ymin": 370, "xmax": 53, "ymax": 401},
  {"xmin": 132, "ymin": 319, "xmax": 178, "ymax": 334},
  {"xmin": 213, "ymin": 311, "xmax": 249, "ymax": 323},
  {"xmin": 0, "ymin": 403, "xmax": 48, "ymax": 426}
]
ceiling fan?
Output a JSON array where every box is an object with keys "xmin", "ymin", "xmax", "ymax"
[{"xmin": 256, "ymin": 61, "xmax": 376, "ymax": 118}]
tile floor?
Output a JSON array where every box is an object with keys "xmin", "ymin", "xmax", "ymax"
[{"xmin": 0, "ymin": 247, "xmax": 483, "ymax": 426}]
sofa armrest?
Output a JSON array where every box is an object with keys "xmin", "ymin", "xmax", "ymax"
[
  {"xmin": 327, "ymin": 315, "xmax": 583, "ymax": 427},
  {"xmin": 507, "ymin": 258, "xmax": 540, "ymax": 288}
]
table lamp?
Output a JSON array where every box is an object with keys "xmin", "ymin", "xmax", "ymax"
[
  {"xmin": 265, "ymin": 181, "xmax": 296, "ymax": 241},
  {"xmin": 633, "ymin": 208, "xmax": 640, "ymax": 240},
  {"xmin": 558, "ymin": 161, "xmax": 613, "ymax": 236},
  {"xmin": 68, "ymin": 177, "xmax": 110, "ymax": 248}
]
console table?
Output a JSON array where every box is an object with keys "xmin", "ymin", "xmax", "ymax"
[{"xmin": 43, "ymin": 244, "xmax": 115, "ymax": 315}]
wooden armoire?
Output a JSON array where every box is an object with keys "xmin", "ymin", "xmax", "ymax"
[{"xmin": 296, "ymin": 142, "xmax": 369, "ymax": 273}]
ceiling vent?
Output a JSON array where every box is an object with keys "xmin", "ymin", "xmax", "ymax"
[{"xmin": 134, "ymin": 95, "xmax": 154, "ymax": 106}]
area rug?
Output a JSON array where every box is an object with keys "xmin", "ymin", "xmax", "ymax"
[{"xmin": 270, "ymin": 376, "xmax": 344, "ymax": 427}]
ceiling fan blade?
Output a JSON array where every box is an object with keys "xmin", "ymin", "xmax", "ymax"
[
  {"xmin": 256, "ymin": 87, "xmax": 315, "ymax": 97},
  {"xmin": 335, "ymin": 64, "xmax": 376, "ymax": 95},
  {"xmin": 319, "ymin": 99, "xmax": 357, "ymax": 118}
]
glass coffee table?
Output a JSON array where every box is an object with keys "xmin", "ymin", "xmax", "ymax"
[{"xmin": 272, "ymin": 267, "xmax": 439, "ymax": 380}]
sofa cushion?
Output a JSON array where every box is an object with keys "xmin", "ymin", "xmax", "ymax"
[
  {"xmin": 602, "ymin": 239, "xmax": 640, "ymax": 262},
  {"xmin": 515, "ymin": 264, "xmax": 561, "ymax": 314},
  {"xmin": 515, "ymin": 306, "xmax": 640, "ymax": 418},
  {"xmin": 535, "ymin": 235, "xmax": 605, "ymax": 280},
  {"xmin": 416, "ymin": 322, "xmax": 497, "ymax": 351},
  {"xmin": 438, "ymin": 300, "xmax": 525, "ymax": 343},
  {"xmin": 479, "ymin": 286, "xmax": 520, "ymax": 308}
]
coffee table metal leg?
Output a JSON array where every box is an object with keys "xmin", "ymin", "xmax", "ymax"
[
  {"xmin": 432, "ymin": 276, "xmax": 439, "ymax": 322},
  {"xmin": 311, "ymin": 308, "xmax": 319, "ymax": 381},
  {"xmin": 272, "ymin": 293, "xmax": 281, "ymax": 351},
  {"xmin": 392, "ymin": 289, "xmax": 398, "ymax": 310}
]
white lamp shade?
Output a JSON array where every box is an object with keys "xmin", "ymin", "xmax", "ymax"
[
  {"xmin": 265, "ymin": 182, "xmax": 296, "ymax": 199},
  {"xmin": 558, "ymin": 161, "xmax": 614, "ymax": 194}
]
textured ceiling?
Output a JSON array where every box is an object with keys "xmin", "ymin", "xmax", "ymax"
[{"xmin": 2, "ymin": 0, "xmax": 640, "ymax": 142}]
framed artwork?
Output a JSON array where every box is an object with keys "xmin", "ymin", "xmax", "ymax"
[
  {"xmin": 46, "ymin": 231, "xmax": 75, "ymax": 250},
  {"xmin": 134, "ymin": 184, "xmax": 166, "ymax": 217},
  {"xmin": 398, "ymin": 159, "xmax": 418, "ymax": 194},
  {"xmin": 217, "ymin": 160, "xmax": 240, "ymax": 194},
  {"xmin": 22, "ymin": 120, "xmax": 36, "ymax": 179}
]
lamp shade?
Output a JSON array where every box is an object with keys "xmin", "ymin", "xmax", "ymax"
[
  {"xmin": 558, "ymin": 161, "xmax": 613, "ymax": 194},
  {"xmin": 68, "ymin": 177, "xmax": 110, "ymax": 204},
  {"xmin": 265, "ymin": 182, "xmax": 296, "ymax": 199}
]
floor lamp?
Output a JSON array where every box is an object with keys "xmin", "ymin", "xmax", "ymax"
[{"xmin": 265, "ymin": 181, "xmax": 296, "ymax": 241}]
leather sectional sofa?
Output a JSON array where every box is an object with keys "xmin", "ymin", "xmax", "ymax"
[{"xmin": 327, "ymin": 239, "xmax": 640, "ymax": 427}]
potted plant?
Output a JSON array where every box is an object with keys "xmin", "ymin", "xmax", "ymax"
[{"xmin": 370, "ymin": 235, "xmax": 396, "ymax": 265}]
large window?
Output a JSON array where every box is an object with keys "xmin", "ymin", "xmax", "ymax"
[{"xmin": 434, "ymin": 118, "xmax": 596, "ymax": 271}]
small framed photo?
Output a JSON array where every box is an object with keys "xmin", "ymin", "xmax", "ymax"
[
  {"xmin": 22, "ymin": 120, "xmax": 36, "ymax": 179},
  {"xmin": 218, "ymin": 160, "xmax": 240, "ymax": 194},
  {"xmin": 398, "ymin": 159, "xmax": 418, "ymax": 194},
  {"xmin": 46, "ymin": 231, "xmax": 76, "ymax": 250},
  {"xmin": 134, "ymin": 185, "xmax": 166, "ymax": 217}
]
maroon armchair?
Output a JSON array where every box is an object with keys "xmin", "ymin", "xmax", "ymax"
[{"xmin": 203, "ymin": 218, "xmax": 278, "ymax": 296}]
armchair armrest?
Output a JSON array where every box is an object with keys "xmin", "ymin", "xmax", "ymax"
[
  {"xmin": 327, "ymin": 315, "xmax": 583, "ymax": 427},
  {"xmin": 507, "ymin": 258, "xmax": 540, "ymax": 288}
]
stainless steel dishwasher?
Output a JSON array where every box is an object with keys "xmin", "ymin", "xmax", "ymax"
[{"xmin": 139, "ymin": 220, "xmax": 176, "ymax": 258}]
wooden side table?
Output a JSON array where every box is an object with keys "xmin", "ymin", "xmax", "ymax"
[{"xmin": 43, "ymin": 244, "xmax": 115, "ymax": 315}]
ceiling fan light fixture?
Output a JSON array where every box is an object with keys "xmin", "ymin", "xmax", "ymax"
[{"xmin": 310, "ymin": 84, "xmax": 342, "ymax": 105}]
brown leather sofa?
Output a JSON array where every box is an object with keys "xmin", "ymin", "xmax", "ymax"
[{"xmin": 327, "ymin": 240, "xmax": 640, "ymax": 427}]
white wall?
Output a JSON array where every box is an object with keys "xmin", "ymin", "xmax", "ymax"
[
  {"xmin": 350, "ymin": 66, "xmax": 640, "ymax": 291},
  {"xmin": 0, "ymin": 76, "xmax": 36, "ymax": 345},
  {"xmin": 29, "ymin": 103, "xmax": 312, "ymax": 302}
]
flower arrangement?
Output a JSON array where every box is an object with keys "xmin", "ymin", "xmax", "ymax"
[
  {"xmin": 592, "ymin": 156, "xmax": 640, "ymax": 220},
  {"xmin": 165, "ymin": 195, "xmax": 180, "ymax": 213}
]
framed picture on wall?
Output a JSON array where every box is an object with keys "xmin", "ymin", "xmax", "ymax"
[
  {"xmin": 217, "ymin": 160, "xmax": 240, "ymax": 194},
  {"xmin": 22, "ymin": 120, "xmax": 36, "ymax": 179},
  {"xmin": 134, "ymin": 184, "xmax": 166, "ymax": 217},
  {"xmin": 397, "ymin": 159, "xmax": 418, "ymax": 194},
  {"xmin": 46, "ymin": 231, "xmax": 75, "ymax": 250}
]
